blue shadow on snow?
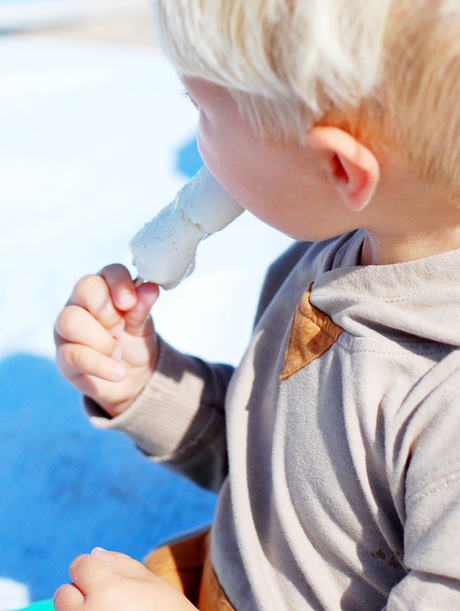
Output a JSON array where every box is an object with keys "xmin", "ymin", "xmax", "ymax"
[{"xmin": 176, "ymin": 136, "xmax": 203, "ymax": 179}]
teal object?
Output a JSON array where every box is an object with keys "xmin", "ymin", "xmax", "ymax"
[{"xmin": 17, "ymin": 601, "xmax": 54, "ymax": 611}]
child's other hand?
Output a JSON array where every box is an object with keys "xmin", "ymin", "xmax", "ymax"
[
  {"xmin": 53, "ymin": 548, "xmax": 198, "ymax": 611},
  {"xmin": 54, "ymin": 264, "xmax": 159, "ymax": 417}
]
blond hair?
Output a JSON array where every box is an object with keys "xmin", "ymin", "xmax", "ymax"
[{"xmin": 151, "ymin": 0, "xmax": 460, "ymax": 198}]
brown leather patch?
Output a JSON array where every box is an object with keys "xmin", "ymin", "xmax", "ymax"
[
  {"xmin": 280, "ymin": 283, "xmax": 343, "ymax": 381},
  {"xmin": 144, "ymin": 529, "xmax": 235, "ymax": 610}
]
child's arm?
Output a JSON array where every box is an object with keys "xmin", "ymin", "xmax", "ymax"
[
  {"xmin": 53, "ymin": 548, "xmax": 197, "ymax": 611},
  {"xmin": 55, "ymin": 262, "xmax": 234, "ymax": 492},
  {"xmin": 54, "ymin": 264, "xmax": 160, "ymax": 417}
]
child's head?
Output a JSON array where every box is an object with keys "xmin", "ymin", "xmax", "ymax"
[{"xmin": 151, "ymin": 0, "xmax": 460, "ymax": 202}]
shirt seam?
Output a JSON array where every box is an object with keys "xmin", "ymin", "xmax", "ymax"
[
  {"xmin": 407, "ymin": 468, "xmax": 460, "ymax": 503},
  {"xmin": 313, "ymin": 289, "xmax": 460, "ymax": 303},
  {"xmin": 336, "ymin": 336, "xmax": 449, "ymax": 358},
  {"xmin": 409, "ymin": 458, "xmax": 460, "ymax": 494}
]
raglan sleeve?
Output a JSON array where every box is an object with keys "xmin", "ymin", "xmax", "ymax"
[
  {"xmin": 386, "ymin": 362, "xmax": 460, "ymax": 609},
  {"xmin": 85, "ymin": 337, "xmax": 234, "ymax": 493}
]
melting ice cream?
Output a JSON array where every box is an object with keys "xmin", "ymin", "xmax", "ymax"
[{"xmin": 129, "ymin": 166, "xmax": 244, "ymax": 289}]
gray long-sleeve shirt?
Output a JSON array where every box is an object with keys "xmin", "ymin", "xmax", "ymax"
[{"xmin": 89, "ymin": 230, "xmax": 460, "ymax": 610}]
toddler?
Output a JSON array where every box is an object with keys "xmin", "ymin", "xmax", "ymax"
[{"xmin": 53, "ymin": 1, "xmax": 460, "ymax": 609}]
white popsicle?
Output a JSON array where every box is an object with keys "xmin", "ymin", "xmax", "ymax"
[{"xmin": 129, "ymin": 166, "xmax": 244, "ymax": 289}]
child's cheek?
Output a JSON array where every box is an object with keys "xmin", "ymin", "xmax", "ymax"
[
  {"xmin": 196, "ymin": 113, "xmax": 227, "ymax": 184},
  {"xmin": 196, "ymin": 112, "xmax": 211, "ymax": 162}
]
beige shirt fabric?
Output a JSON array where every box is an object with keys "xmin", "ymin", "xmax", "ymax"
[{"xmin": 88, "ymin": 230, "xmax": 460, "ymax": 610}]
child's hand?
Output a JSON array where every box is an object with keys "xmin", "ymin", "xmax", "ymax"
[
  {"xmin": 54, "ymin": 264, "xmax": 159, "ymax": 417},
  {"xmin": 53, "ymin": 548, "xmax": 198, "ymax": 611}
]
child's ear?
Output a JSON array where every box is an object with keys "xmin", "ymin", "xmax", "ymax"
[{"xmin": 306, "ymin": 126, "xmax": 380, "ymax": 212}]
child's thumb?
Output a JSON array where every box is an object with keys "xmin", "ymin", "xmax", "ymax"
[
  {"xmin": 91, "ymin": 547, "xmax": 113, "ymax": 565},
  {"xmin": 124, "ymin": 282, "xmax": 159, "ymax": 336},
  {"xmin": 91, "ymin": 548, "xmax": 150, "ymax": 579}
]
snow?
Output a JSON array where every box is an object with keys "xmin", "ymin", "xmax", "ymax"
[
  {"xmin": 0, "ymin": 0, "xmax": 148, "ymax": 31},
  {"xmin": 0, "ymin": 578, "xmax": 29, "ymax": 610}
]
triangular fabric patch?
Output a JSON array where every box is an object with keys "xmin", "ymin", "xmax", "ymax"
[{"xmin": 280, "ymin": 283, "xmax": 343, "ymax": 381}]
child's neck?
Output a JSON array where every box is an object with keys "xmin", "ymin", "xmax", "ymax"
[
  {"xmin": 361, "ymin": 223, "xmax": 460, "ymax": 266},
  {"xmin": 360, "ymin": 163, "xmax": 460, "ymax": 266}
]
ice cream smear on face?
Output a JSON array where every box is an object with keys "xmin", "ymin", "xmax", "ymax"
[{"xmin": 129, "ymin": 166, "xmax": 244, "ymax": 289}]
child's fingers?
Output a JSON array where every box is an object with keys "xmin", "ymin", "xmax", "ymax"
[
  {"xmin": 67, "ymin": 552, "xmax": 147, "ymax": 595},
  {"xmin": 67, "ymin": 274, "xmax": 123, "ymax": 332},
  {"xmin": 91, "ymin": 548, "xmax": 151, "ymax": 579},
  {"xmin": 53, "ymin": 583, "xmax": 84, "ymax": 611},
  {"xmin": 123, "ymin": 282, "xmax": 159, "ymax": 337},
  {"xmin": 99, "ymin": 264, "xmax": 138, "ymax": 312},
  {"xmin": 55, "ymin": 306, "xmax": 117, "ymax": 356},
  {"xmin": 68, "ymin": 554, "xmax": 111, "ymax": 596},
  {"xmin": 57, "ymin": 343, "xmax": 126, "ymax": 382}
]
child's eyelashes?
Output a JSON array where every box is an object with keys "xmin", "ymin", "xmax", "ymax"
[{"xmin": 180, "ymin": 89, "xmax": 198, "ymax": 109}]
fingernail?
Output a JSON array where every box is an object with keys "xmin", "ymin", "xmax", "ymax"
[
  {"xmin": 118, "ymin": 292, "xmax": 135, "ymax": 308},
  {"xmin": 110, "ymin": 323, "xmax": 124, "ymax": 338},
  {"xmin": 111, "ymin": 346, "xmax": 123, "ymax": 361},
  {"xmin": 111, "ymin": 364, "xmax": 126, "ymax": 381},
  {"xmin": 91, "ymin": 547, "xmax": 113, "ymax": 567}
]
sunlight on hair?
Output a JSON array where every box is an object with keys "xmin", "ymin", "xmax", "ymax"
[
  {"xmin": 151, "ymin": 0, "xmax": 460, "ymax": 200},
  {"xmin": 151, "ymin": 0, "xmax": 392, "ymax": 136}
]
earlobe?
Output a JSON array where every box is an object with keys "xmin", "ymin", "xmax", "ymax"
[{"xmin": 306, "ymin": 126, "xmax": 380, "ymax": 213}]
